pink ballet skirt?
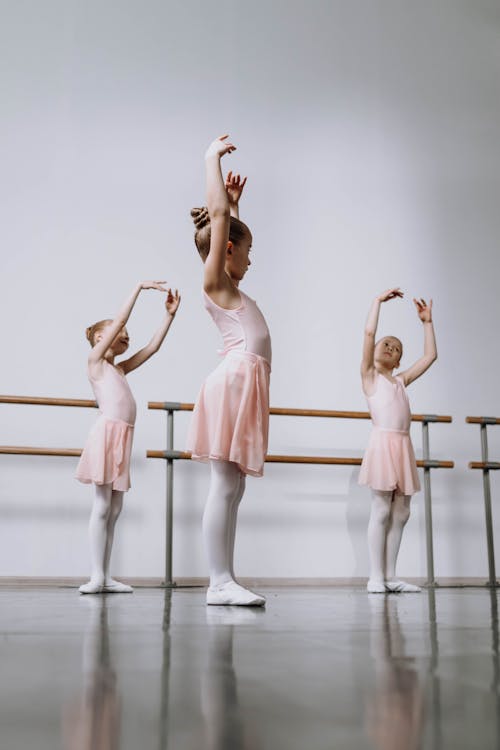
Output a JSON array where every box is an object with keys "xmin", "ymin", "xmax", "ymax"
[
  {"xmin": 187, "ymin": 350, "xmax": 271, "ymax": 477},
  {"xmin": 359, "ymin": 427, "xmax": 421, "ymax": 496},
  {"xmin": 76, "ymin": 415, "xmax": 134, "ymax": 492}
]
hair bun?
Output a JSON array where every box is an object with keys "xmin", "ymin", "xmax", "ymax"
[
  {"xmin": 85, "ymin": 326, "xmax": 92, "ymax": 342},
  {"xmin": 191, "ymin": 206, "xmax": 210, "ymax": 230}
]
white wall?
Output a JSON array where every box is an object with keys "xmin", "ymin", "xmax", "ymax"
[{"xmin": 1, "ymin": 0, "xmax": 500, "ymax": 580}]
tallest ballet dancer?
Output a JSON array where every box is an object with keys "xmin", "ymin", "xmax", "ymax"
[{"xmin": 188, "ymin": 135, "xmax": 271, "ymax": 607}]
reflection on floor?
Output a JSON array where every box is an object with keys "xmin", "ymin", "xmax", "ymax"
[{"xmin": 0, "ymin": 586, "xmax": 499, "ymax": 749}]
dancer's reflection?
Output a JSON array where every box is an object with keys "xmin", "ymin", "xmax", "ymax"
[
  {"xmin": 201, "ymin": 607, "xmax": 263, "ymax": 750},
  {"xmin": 62, "ymin": 596, "xmax": 121, "ymax": 750},
  {"xmin": 365, "ymin": 596, "xmax": 424, "ymax": 750}
]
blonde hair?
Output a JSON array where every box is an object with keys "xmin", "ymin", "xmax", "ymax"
[
  {"xmin": 190, "ymin": 207, "xmax": 250, "ymax": 262},
  {"xmin": 85, "ymin": 319, "xmax": 112, "ymax": 347}
]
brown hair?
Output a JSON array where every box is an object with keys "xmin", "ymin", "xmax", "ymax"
[
  {"xmin": 190, "ymin": 207, "xmax": 250, "ymax": 262},
  {"xmin": 85, "ymin": 319, "xmax": 112, "ymax": 347}
]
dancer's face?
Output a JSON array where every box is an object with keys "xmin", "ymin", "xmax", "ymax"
[
  {"xmin": 95, "ymin": 325, "xmax": 130, "ymax": 355},
  {"xmin": 226, "ymin": 231, "xmax": 252, "ymax": 282},
  {"xmin": 375, "ymin": 336, "xmax": 402, "ymax": 370}
]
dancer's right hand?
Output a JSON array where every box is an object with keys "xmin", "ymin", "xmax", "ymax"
[
  {"xmin": 205, "ymin": 134, "xmax": 236, "ymax": 160},
  {"xmin": 140, "ymin": 281, "xmax": 168, "ymax": 291},
  {"xmin": 377, "ymin": 288, "xmax": 403, "ymax": 303}
]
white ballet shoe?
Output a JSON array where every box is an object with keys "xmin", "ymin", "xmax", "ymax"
[
  {"xmin": 367, "ymin": 579, "xmax": 387, "ymax": 594},
  {"xmin": 102, "ymin": 579, "xmax": 134, "ymax": 593},
  {"xmin": 79, "ymin": 580, "xmax": 104, "ymax": 594},
  {"xmin": 384, "ymin": 579, "xmax": 421, "ymax": 593},
  {"xmin": 206, "ymin": 581, "xmax": 265, "ymax": 607}
]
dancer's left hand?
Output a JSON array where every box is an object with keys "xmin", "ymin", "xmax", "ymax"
[
  {"xmin": 413, "ymin": 298, "xmax": 432, "ymax": 322},
  {"xmin": 225, "ymin": 171, "xmax": 247, "ymax": 206},
  {"xmin": 165, "ymin": 288, "xmax": 180, "ymax": 316}
]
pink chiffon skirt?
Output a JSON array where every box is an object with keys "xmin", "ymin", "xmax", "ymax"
[
  {"xmin": 358, "ymin": 427, "xmax": 420, "ymax": 496},
  {"xmin": 187, "ymin": 350, "xmax": 271, "ymax": 477},
  {"xmin": 76, "ymin": 415, "xmax": 134, "ymax": 492}
]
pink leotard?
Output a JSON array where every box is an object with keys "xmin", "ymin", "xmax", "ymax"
[
  {"xmin": 187, "ymin": 289, "xmax": 272, "ymax": 477},
  {"xmin": 359, "ymin": 373, "xmax": 420, "ymax": 496},
  {"xmin": 203, "ymin": 289, "xmax": 272, "ymax": 365},
  {"xmin": 76, "ymin": 361, "xmax": 136, "ymax": 492}
]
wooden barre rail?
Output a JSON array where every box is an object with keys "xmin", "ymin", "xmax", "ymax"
[
  {"xmin": 0, "ymin": 446, "xmax": 82, "ymax": 457},
  {"xmin": 469, "ymin": 462, "xmax": 500, "ymax": 470},
  {"xmin": 0, "ymin": 446, "xmax": 453, "ymax": 469},
  {"xmin": 466, "ymin": 416, "xmax": 500, "ymax": 425},
  {"xmin": 0, "ymin": 395, "xmax": 97, "ymax": 408},
  {"xmin": 148, "ymin": 401, "xmax": 452, "ymax": 422},
  {"xmin": 146, "ymin": 449, "xmax": 454, "ymax": 468}
]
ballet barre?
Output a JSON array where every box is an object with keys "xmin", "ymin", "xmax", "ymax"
[
  {"xmin": 466, "ymin": 416, "xmax": 500, "ymax": 587},
  {"xmin": 147, "ymin": 402, "xmax": 453, "ymax": 587},
  {"xmin": 0, "ymin": 395, "xmax": 97, "ymax": 457}
]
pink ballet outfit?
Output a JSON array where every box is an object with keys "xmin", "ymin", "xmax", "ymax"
[
  {"xmin": 187, "ymin": 289, "xmax": 272, "ymax": 477},
  {"xmin": 76, "ymin": 361, "xmax": 136, "ymax": 492},
  {"xmin": 359, "ymin": 373, "xmax": 420, "ymax": 496}
]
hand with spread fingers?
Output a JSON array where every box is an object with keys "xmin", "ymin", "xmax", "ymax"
[
  {"xmin": 413, "ymin": 298, "xmax": 433, "ymax": 323},
  {"xmin": 225, "ymin": 171, "xmax": 247, "ymax": 207}
]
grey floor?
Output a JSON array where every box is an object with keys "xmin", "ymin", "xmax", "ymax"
[{"xmin": 1, "ymin": 586, "xmax": 499, "ymax": 749}]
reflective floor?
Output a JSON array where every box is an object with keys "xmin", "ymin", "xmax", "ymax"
[{"xmin": 1, "ymin": 586, "xmax": 499, "ymax": 749}]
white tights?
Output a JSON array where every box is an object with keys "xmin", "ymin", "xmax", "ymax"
[
  {"xmin": 87, "ymin": 483, "xmax": 124, "ymax": 585},
  {"xmin": 203, "ymin": 460, "xmax": 246, "ymax": 588},
  {"xmin": 367, "ymin": 490, "xmax": 411, "ymax": 582}
]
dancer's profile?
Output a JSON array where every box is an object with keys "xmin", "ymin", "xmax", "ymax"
[{"xmin": 187, "ymin": 135, "xmax": 271, "ymax": 606}]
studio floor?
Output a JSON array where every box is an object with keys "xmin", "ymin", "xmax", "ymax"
[{"xmin": 1, "ymin": 585, "xmax": 499, "ymax": 749}]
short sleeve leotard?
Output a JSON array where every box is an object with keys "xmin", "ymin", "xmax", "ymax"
[
  {"xmin": 187, "ymin": 289, "xmax": 272, "ymax": 477},
  {"xmin": 76, "ymin": 361, "xmax": 136, "ymax": 492},
  {"xmin": 358, "ymin": 373, "xmax": 420, "ymax": 496}
]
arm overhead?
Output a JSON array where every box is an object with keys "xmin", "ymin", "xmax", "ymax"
[
  {"xmin": 399, "ymin": 299, "xmax": 437, "ymax": 386},
  {"xmin": 202, "ymin": 135, "xmax": 241, "ymax": 308},
  {"xmin": 360, "ymin": 288, "xmax": 403, "ymax": 396},
  {"xmin": 119, "ymin": 288, "xmax": 181, "ymax": 375},
  {"xmin": 88, "ymin": 281, "xmax": 167, "ymax": 367}
]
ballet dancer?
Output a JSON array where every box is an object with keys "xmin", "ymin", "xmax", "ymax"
[
  {"xmin": 76, "ymin": 281, "xmax": 180, "ymax": 594},
  {"xmin": 359, "ymin": 288, "xmax": 437, "ymax": 593},
  {"xmin": 188, "ymin": 135, "xmax": 271, "ymax": 606}
]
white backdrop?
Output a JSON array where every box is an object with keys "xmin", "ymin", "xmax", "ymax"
[{"xmin": 1, "ymin": 0, "xmax": 500, "ymax": 580}]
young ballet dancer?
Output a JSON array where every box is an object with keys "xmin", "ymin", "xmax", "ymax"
[
  {"xmin": 359, "ymin": 288, "xmax": 437, "ymax": 593},
  {"xmin": 188, "ymin": 135, "xmax": 271, "ymax": 606},
  {"xmin": 76, "ymin": 281, "xmax": 180, "ymax": 594}
]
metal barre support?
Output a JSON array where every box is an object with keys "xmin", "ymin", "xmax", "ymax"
[
  {"xmin": 164, "ymin": 409, "xmax": 176, "ymax": 588},
  {"xmin": 422, "ymin": 420, "xmax": 436, "ymax": 587},
  {"xmin": 481, "ymin": 424, "xmax": 498, "ymax": 587}
]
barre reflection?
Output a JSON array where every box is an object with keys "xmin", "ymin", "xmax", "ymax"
[
  {"xmin": 62, "ymin": 596, "xmax": 121, "ymax": 750},
  {"xmin": 201, "ymin": 607, "xmax": 264, "ymax": 750},
  {"xmin": 365, "ymin": 596, "xmax": 425, "ymax": 750}
]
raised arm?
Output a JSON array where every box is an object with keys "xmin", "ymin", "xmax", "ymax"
[
  {"xmin": 361, "ymin": 288, "xmax": 403, "ymax": 394},
  {"xmin": 225, "ymin": 170, "xmax": 247, "ymax": 220},
  {"xmin": 203, "ymin": 135, "xmax": 237, "ymax": 297},
  {"xmin": 399, "ymin": 299, "xmax": 437, "ymax": 386},
  {"xmin": 119, "ymin": 289, "xmax": 181, "ymax": 375},
  {"xmin": 88, "ymin": 281, "xmax": 166, "ymax": 366}
]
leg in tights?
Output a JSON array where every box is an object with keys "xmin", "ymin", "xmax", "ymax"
[
  {"xmin": 227, "ymin": 473, "xmax": 245, "ymax": 581},
  {"xmin": 385, "ymin": 493, "xmax": 411, "ymax": 580},
  {"xmin": 367, "ymin": 490, "xmax": 393, "ymax": 586},
  {"xmin": 203, "ymin": 460, "xmax": 242, "ymax": 588},
  {"xmin": 80, "ymin": 484, "xmax": 113, "ymax": 593},
  {"xmin": 204, "ymin": 461, "xmax": 264, "ymax": 605},
  {"xmin": 80, "ymin": 484, "xmax": 132, "ymax": 594},
  {"xmin": 103, "ymin": 490, "xmax": 124, "ymax": 585}
]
